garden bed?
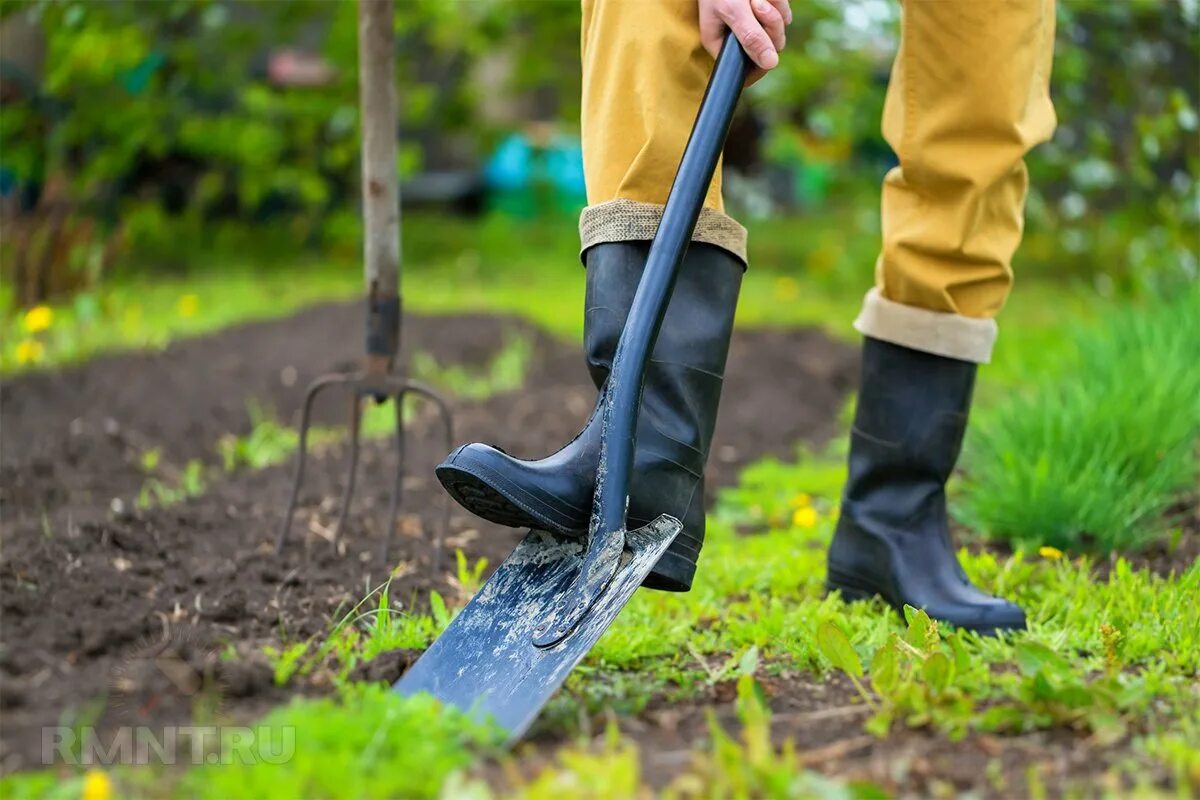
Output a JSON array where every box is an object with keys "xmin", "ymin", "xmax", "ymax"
[{"xmin": 0, "ymin": 301, "xmax": 858, "ymax": 772}]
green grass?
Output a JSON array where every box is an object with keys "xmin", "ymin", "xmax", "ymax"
[
  {"xmin": 3, "ymin": 209, "xmax": 1104, "ymax": 398},
  {"xmin": 6, "ymin": 443, "xmax": 1196, "ymax": 798},
  {"xmin": 1, "ymin": 261, "xmax": 363, "ymax": 374},
  {"xmin": 178, "ymin": 687, "xmax": 503, "ymax": 800},
  {"xmin": 7, "ymin": 208, "xmax": 1104, "ymax": 406},
  {"xmin": 228, "ymin": 444, "xmax": 1196, "ymax": 798},
  {"xmin": 478, "ymin": 680, "xmax": 880, "ymax": 800},
  {"xmin": 959, "ymin": 283, "xmax": 1200, "ymax": 553}
]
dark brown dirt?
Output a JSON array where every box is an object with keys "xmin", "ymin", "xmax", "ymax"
[
  {"xmin": 0, "ymin": 302, "xmax": 858, "ymax": 772},
  {"xmin": 499, "ymin": 672, "xmax": 1166, "ymax": 798},
  {"xmin": 1105, "ymin": 499, "xmax": 1200, "ymax": 579}
]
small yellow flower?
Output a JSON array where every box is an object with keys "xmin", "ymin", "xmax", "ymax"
[
  {"xmin": 789, "ymin": 492, "xmax": 812, "ymax": 508},
  {"xmin": 15, "ymin": 338, "xmax": 44, "ymax": 365},
  {"xmin": 23, "ymin": 304, "xmax": 54, "ymax": 333},
  {"xmin": 177, "ymin": 294, "xmax": 199, "ymax": 318},
  {"xmin": 774, "ymin": 277, "xmax": 800, "ymax": 301},
  {"xmin": 792, "ymin": 506, "xmax": 818, "ymax": 529},
  {"xmin": 82, "ymin": 769, "xmax": 113, "ymax": 800},
  {"xmin": 1039, "ymin": 545, "xmax": 1064, "ymax": 560}
]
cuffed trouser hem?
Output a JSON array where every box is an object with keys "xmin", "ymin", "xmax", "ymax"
[
  {"xmin": 853, "ymin": 288, "xmax": 997, "ymax": 365},
  {"xmin": 579, "ymin": 199, "xmax": 748, "ymax": 266}
]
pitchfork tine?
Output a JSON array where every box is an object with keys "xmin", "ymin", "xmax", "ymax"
[
  {"xmin": 381, "ymin": 391, "xmax": 406, "ymax": 566},
  {"xmin": 330, "ymin": 394, "xmax": 363, "ymax": 549},
  {"xmin": 397, "ymin": 381, "xmax": 453, "ymax": 571},
  {"xmin": 276, "ymin": 374, "xmax": 341, "ymax": 554}
]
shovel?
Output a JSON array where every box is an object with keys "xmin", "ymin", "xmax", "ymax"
[{"xmin": 395, "ymin": 32, "xmax": 750, "ymax": 741}]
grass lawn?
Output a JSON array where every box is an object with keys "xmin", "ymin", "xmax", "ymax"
[
  {"xmin": 2, "ymin": 211, "xmax": 1195, "ymax": 798},
  {"xmin": 2, "ymin": 209, "xmax": 1102, "ymax": 382}
]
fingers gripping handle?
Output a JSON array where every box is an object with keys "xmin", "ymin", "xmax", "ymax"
[{"xmin": 532, "ymin": 34, "xmax": 750, "ymax": 649}]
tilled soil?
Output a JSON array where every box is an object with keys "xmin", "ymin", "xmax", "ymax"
[{"xmin": 0, "ymin": 302, "xmax": 857, "ymax": 772}]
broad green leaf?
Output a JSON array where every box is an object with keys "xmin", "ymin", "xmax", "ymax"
[
  {"xmin": 904, "ymin": 607, "xmax": 937, "ymax": 652},
  {"xmin": 869, "ymin": 637, "xmax": 899, "ymax": 693},
  {"xmin": 736, "ymin": 645, "xmax": 760, "ymax": 678},
  {"xmin": 1031, "ymin": 670, "xmax": 1059, "ymax": 700},
  {"xmin": 977, "ymin": 704, "xmax": 1026, "ymax": 732},
  {"xmin": 817, "ymin": 621, "xmax": 863, "ymax": 678},
  {"xmin": 1015, "ymin": 641, "xmax": 1071, "ymax": 677},
  {"xmin": 948, "ymin": 632, "xmax": 972, "ymax": 674},
  {"xmin": 922, "ymin": 652, "xmax": 953, "ymax": 692},
  {"xmin": 864, "ymin": 711, "xmax": 892, "ymax": 738}
]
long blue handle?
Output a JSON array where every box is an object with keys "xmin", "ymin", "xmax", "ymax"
[
  {"xmin": 594, "ymin": 32, "xmax": 750, "ymax": 536},
  {"xmin": 530, "ymin": 33, "xmax": 750, "ymax": 648}
]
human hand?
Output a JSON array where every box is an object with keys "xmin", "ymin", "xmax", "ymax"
[{"xmin": 699, "ymin": 0, "xmax": 791, "ymax": 86}]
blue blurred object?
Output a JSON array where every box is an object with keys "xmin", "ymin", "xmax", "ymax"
[
  {"xmin": 484, "ymin": 134, "xmax": 532, "ymax": 192},
  {"xmin": 120, "ymin": 51, "xmax": 165, "ymax": 95},
  {"xmin": 483, "ymin": 132, "xmax": 586, "ymax": 216},
  {"xmin": 545, "ymin": 136, "xmax": 586, "ymax": 199}
]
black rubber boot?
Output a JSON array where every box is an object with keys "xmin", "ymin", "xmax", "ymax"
[
  {"xmin": 826, "ymin": 337, "xmax": 1026, "ymax": 635},
  {"xmin": 437, "ymin": 240, "xmax": 743, "ymax": 591}
]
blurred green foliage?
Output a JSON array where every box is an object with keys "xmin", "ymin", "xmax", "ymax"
[
  {"xmin": 0, "ymin": 0, "xmax": 579, "ymax": 263},
  {"xmin": 0, "ymin": 0, "xmax": 1195, "ymax": 301},
  {"xmin": 1026, "ymin": 1, "xmax": 1199, "ymax": 294}
]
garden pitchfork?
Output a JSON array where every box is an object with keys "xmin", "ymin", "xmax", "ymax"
[{"xmin": 276, "ymin": 0, "xmax": 453, "ymax": 566}]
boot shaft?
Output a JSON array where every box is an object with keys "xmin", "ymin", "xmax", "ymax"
[
  {"xmin": 828, "ymin": 337, "xmax": 1027, "ymax": 634},
  {"xmin": 583, "ymin": 241, "xmax": 744, "ymax": 468},
  {"xmin": 843, "ymin": 337, "xmax": 978, "ymax": 524}
]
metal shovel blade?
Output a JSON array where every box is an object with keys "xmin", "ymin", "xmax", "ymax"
[{"xmin": 393, "ymin": 515, "xmax": 681, "ymax": 741}]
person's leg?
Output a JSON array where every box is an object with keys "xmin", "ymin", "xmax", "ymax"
[
  {"xmin": 437, "ymin": 0, "xmax": 746, "ymax": 591},
  {"xmin": 828, "ymin": 0, "xmax": 1056, "ymax": 633},
  {"xmin": 577, "ymin": 0, "xmax": 747, "ymax": 258}
]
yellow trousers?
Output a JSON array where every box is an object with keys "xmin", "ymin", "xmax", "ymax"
[{"xmin": 579, "ymin": 0, "xmax": 1057, "ymax": 363}]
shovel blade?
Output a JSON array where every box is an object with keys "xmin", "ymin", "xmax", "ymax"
[{"xmin": 393, "ymin": 515, "xmax": 681, "ymax": 741}]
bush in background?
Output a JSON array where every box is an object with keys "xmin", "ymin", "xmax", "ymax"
[{"xmin": 2, "ymin": 0, "xmax": 1195, "ymax": 306}]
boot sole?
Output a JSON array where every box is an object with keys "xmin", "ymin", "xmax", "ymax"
[
  {"xmin": 435, "ymin": 455, "xmax": 586, "ymax": 537},
  {"xmin": 825, "ymin": 568, "xmax": 890, "ymax": 607}
]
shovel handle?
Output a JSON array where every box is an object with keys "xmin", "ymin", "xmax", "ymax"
[
  {"xmin": 594, "ymin": 32, "xmax": 749, "ymax": 537},
  {"xmin": 532, "ymin": 34, "xmax": 749, "ymax": 649}
]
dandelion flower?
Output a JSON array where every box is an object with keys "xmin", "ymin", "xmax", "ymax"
[
  {"xmin": 82, "ymin": 769, "xmax": 112, "ymax": 800},
  {"xmin": 22, "ymin": 304, "xmax": 53, "ymax": 333},
  {"xmin": 789, "ymin": 492, "xmax": 812, "ymax": 508},
  {"xmin": 1038, "ymin": 545, "xmax": 1063, "ymax": 560},
  {"xmin": 792, "ymin": 506, "xmax": 818, "ymax": 529},
  {"xmin": 15, "ymin": 339, "xmax": 44, "ymax": 365},
  {"xmin": 177, "ymin": 294, "xmax": 199, "ymax": 318}
]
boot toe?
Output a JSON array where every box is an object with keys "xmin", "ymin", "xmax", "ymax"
[
  {"xmin": 943, "ymin": 598, "xmax": 1026, "ymax": 637},
  {"xmin": 436, "ymin": 443, "xmax": 590, "ymax": 535}
]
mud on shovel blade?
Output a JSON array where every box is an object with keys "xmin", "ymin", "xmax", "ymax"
[
  {"xmin": 393, "ymin": 33, "xmax": 749, "ymax": 741},
  {"xmin": 393, "ymin": 520, "xmax": 678, "ymax": 740}
]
